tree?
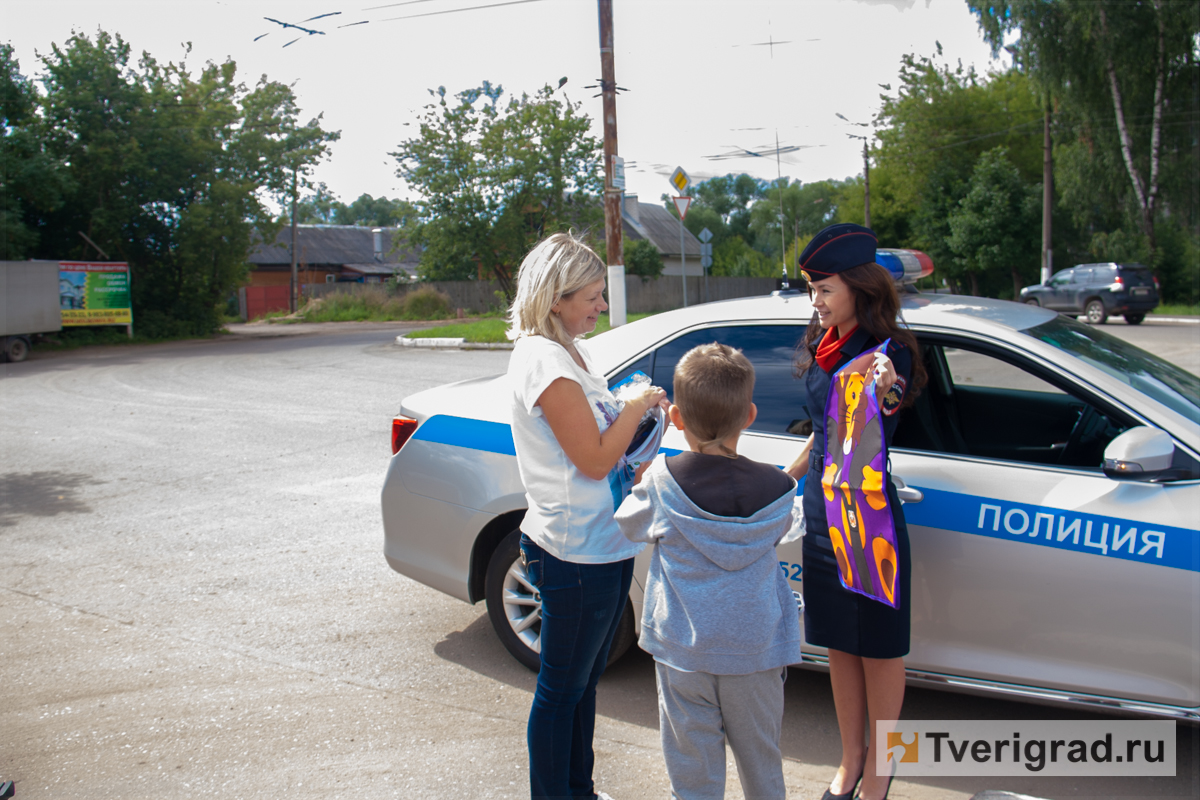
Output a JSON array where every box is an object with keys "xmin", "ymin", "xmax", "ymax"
[
  {"xmin": 1, "ymin": 44, "xmax": 69, "ymax": 259},
  {"xmin": 710, "ymin": 236, "xmax": 775, "ymax": 278},
  {"xmin": 970, "ymin": 0, "xmax": 1199, "ymax": 264},
  {"xmin": 749, "ymin": 178, "xmax": 841, "ymax": 260},
  {"xmin": 623, "ymin": 237, "xmax": 663, "ymax": 279},
  {"xmin": 335, "ymin": 194, "xmax": 417, "ymax": 228},
  {"xmin": 668, "ymin": 173, "xmax": 766, "ymax": 247},
  {"xmin": 393, "ymin": 82, "xmax": 602, "ymax": 296},
  {"xmin": 22, "ymin": 30, "xmax": 337, "ymax": 335},
  {"xmin": 946, "ymin": 147, "xmax": 1042, "ymax": 298},
  {"xmin": 868, "ymin": 53, "xmax": 1044, "ymax": 276}
]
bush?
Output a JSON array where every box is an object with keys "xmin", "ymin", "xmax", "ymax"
[{"xmin": 401, "ymin": 285, "xmax": 451, "ymax": 319}]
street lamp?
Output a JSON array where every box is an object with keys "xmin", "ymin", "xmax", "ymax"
[{"xmin": 836, "ymin": 113, "xmax": 872, "ymax": 229}]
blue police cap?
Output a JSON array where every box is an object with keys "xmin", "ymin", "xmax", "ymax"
[{"xmin": 799, "ymin": 223, "xmax": 878, "ymax": 281}]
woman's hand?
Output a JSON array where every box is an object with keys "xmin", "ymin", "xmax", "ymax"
[
  {"xmin": 872, "ymin": 352, "xmax": 897, "ymax": 397},
  {"xmin": 537, "ymin": 379, "xmax": 666, "ymax": 481},
  {"xmin": 622, "ymin": 383, "xmax": 667, "ymax": 416}
]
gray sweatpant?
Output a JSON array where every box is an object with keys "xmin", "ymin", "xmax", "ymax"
[{"xmin": 655, "ymin": 662, "xmax": 788, "ymax": 800}]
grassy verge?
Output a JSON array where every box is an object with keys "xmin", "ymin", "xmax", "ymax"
[
  {"xmin": 1151, "ymin": 304, "xmax": 1200, "ymax": 316},
  {"xmin": 403, "ymin": 312, "xmax": 658, "ymax": 343}
]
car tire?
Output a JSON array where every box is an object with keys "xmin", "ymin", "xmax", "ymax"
[
  {"xmin": 1084, "ymin": 299, "xmax": 1108, "ymax": 325},
  {"xmin": 484, "ymin": 528, "xmax": 636, "ymax": 673},
  {"xmin": 1024, "ymin": 299, "xmax": 1040, "ymax": 306},
  {"xmin": 2, "ymin": 336, "xmax": 30, "ymax": 363},
  {"xmin": 1124, "ymin": 313, "xmax": 1146, "ymax": 325}
]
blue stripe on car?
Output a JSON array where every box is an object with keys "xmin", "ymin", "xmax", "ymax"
[{"xmin": 411, "ymin": 415, "xmax": 1198, "ymax": 572}]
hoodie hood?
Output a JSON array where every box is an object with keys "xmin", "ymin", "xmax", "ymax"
[{"xmin": 645, "ymin": 458, "xmax": 796, "ymax": 571}]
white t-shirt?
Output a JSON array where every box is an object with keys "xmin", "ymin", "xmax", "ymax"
[{"xmin": 508, "ymin": 335, "xmax": 645, "ymax": 564}]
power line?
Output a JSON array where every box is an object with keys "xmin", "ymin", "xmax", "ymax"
[{"xmin": 378, "ymin": 0, "xmax": 546, "ymax": 23}]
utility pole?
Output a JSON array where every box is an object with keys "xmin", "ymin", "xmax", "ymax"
[
  {"xmin": 598, "ymin": 0, "xmax": 626, "ymax": 326},
  {"xmin": 1041, "ymin": 100, "xmax": 1053, "ymax": 285},
  {"xmin": 862, "ymin": 138, "xmax": 871, "ymax": 229},
  {"xmin": 289, "ymin": 166, "xmax": 299, "ymax": 314}
]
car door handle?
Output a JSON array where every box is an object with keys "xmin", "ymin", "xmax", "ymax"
[{"xmin": 892, "ymin": 475, "xmax": 923, "ymax": 504}]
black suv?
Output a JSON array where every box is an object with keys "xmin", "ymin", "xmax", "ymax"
[{"xmin": 1019, "ymin": 262, "xmax": 1159, "ymax": 324}]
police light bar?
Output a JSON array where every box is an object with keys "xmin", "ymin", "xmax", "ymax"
[{"xmin": 876, "ymin": 249, "xmax": 934, "ymax": 284}]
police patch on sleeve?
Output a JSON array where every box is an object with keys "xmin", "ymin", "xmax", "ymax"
[{"xmin": 881, "ymin": 375, "xmax": 906, "ymax": 416}]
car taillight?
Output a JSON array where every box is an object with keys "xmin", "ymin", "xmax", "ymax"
[
  {"xmin": 391, "ymin": 416, "xmax": 418, "ymax": 455},
  {"xmin": 1154, "ymin": 276, "xmax": 1161, "ymax": 290},
  {"xmin": 1109, "ymin": 275, "xmax": 1123, "ymax": 291}
]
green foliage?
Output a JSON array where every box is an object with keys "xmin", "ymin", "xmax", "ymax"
[
  {"xmin": 285, "ymin": 182, "xmax": 417, "ymax": 228},
  {"xmin": 623, "ymin": 237, "xmax": 663, "ymax": 279},
  {"xmin": 867, "ymin": 55, "xmax": 1044, "ymax": 275},
  {"xmin": 402, "ymin": 285, "xmax": 452, "ymax": 319},
  {"xmin": 394, "ymin": 82, "xmax": 602, "ymax": 297},
  {"xmin": 2, "ymin": 43, "xmax": 70, "ymax": 259},
  {"xmin": 750, "ymin": 178, "xmax": 841, "ymax": 259},
  {"xmin": 667, "ymin": 173, "xmax": 765, "ymax": 247},
  {"xmin": 710, "ymin": 236, "xmax": 777, "ymax": 278},
  {"xmin": 946, "ymin": 148, "xmax": 1042, "ymax": 298},
  {"xmin": 969, "ymin": 0, "xmax": 1199, "ymax": 265},
  {"xmin": 7, "ymin": 30, "xmax": 337, "ymax": 336}
]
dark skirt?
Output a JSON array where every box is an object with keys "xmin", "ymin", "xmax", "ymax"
[{"xmin": 802, "ymin": 478, "xmax": 912, "ymax": 659}]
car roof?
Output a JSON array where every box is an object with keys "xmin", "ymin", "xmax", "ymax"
[{"xmin": 586, "ymin": 291, "xmax": 1058, "ymax": 375}]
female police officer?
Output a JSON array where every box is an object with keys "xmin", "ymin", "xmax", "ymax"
[{"xmin": 785, "ymin": 223, "xmax": 925, "ymax": 800}]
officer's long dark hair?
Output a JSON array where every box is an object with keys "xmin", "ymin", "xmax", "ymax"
[{"xmin": 794, "ymin": 261, "xmax": 926, "ymax": 408}]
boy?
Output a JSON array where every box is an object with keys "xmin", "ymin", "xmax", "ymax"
[{"xmin": 616, "ymin": 343, "xmax": 801, "ymax": 800}]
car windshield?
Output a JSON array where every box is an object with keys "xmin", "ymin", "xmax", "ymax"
[{"xmin": 1023, "ymin": 316, "xmax": 1200, "ymax": 421}]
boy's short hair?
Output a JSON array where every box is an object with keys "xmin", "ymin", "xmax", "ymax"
[{"xmin": 673, "ymin": 343, "xmax": 755, "ymax": 458}]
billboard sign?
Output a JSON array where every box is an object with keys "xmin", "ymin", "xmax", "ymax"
[{"xmin": 59, "ymin": 262, "xmax": 133, "ymax": 326}]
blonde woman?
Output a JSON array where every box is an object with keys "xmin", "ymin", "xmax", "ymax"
[{"xmin": 507, "ymin": 232, "xmax": 666, "ymax": 800}]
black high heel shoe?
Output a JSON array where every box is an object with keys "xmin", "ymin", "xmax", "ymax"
[
  {"xmin": 853, "ymin": 774, "xmax": 892, "ymax": 800},
  {"xmin": 819, "ymin": 769, "xmax": 862, "ymax": 800}
]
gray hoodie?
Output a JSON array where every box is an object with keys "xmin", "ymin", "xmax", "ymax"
[{"xmin": 615, "ymin": 455, "xmax": 802, "ymax": 675}]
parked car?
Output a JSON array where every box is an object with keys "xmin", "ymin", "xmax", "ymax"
[
  {"xmin": 1020, "ymin": 262, "xmax": 1159, "ymax": 325},
  {"xmin": 381, "ymin": 287, "xmax": 1200, "ymax": 722}
]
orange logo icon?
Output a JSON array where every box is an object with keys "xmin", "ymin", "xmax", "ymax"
[{"xmin": 886, "ymin": 731, "xmax": 919, "ymax": 763}]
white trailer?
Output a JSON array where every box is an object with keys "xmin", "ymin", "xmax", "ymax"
[{"xmin": 1, "ymin": 260, "xmax": 63, "ymax": 362}]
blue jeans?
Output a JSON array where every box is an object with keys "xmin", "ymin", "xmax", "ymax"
[{"xmin": 521, "ymin": 534, "xmax": 634, "ymax": 800}]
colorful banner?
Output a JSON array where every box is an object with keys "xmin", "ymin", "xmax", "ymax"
[{"xmin": 59, "ymin": 262, "xmax": 133, "ymax": 326}]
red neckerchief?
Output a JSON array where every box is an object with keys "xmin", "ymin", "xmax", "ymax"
[{"xmin": 815, "ymin": 325, "xmax": 859, "ymax": 372}]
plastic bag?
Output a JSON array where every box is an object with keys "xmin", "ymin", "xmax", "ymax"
[{"xmin": 610, "ymin": 371, "xmax": 666, "ymax": 468}]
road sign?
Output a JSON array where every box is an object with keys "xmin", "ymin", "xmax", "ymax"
[
  {"xmin": 612, "ymin": 155, "xmax": 625, "ymax": 190},
  {"xmin": 698, "ymin": 227, "xmax": 713, "ymax": 243},
  {"xmin": 672, "ymin": 196, "xmax": 692, "ymax": 221},
  {"xmin": 700, "ymin": 242, "xmax": 713, "ymax": 268},
  {"xmin": 669, "ymin": 166, "xmax": 691, "ymax": 194}
]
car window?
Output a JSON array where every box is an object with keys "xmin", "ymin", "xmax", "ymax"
[
  {"xmin": 1024, "ymin": 315, "xmax": 1200, "ymax": 420},
  {"xmin": 1092, "ymin": 265, "xmax": 1118, "ymax": 281},
  {"xmin": 1049, "ymin": 271, "xmax": 1072, "ymax": 287},
  {"xmin": 1119, "ymin": 266, "xmax": 1154, "ymax": 287},
  {"xmin": 944, "ymin": 347, "xmax": 1065, "ymax": 394},
  {"xmin": 1073, "ymin": 268, "xmax": 1092, "ymax": 283},
  {"xmin": 893, "ymin": 338, "xmax": 1132, "ymax": 469},
  {"xmin": 640, "ymin": 324, "xmax": 808, "ymax": 435}
]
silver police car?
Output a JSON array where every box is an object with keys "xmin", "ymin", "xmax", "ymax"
[{"xmin": 381, "ymin": 290, "xmax": 1200, "ymax": 722}]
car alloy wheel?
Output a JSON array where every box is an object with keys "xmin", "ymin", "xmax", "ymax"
[
  {"xmin": 485, "ymin": 529, "xmax": 542, "ymax": 671},
  {"xmin": 484, "ymin": 528, "xmax": 637, "ymax": 672},
  {"xmin": 1085, "ymin": 299, "xmax": 1108, "ymax": 325}
]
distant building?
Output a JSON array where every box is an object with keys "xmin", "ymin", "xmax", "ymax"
[
  {"xmin": 621, "ymin": 194, "xmax": 703, "ymax": 276},
  {"xmin": 246, "ymin": 225, "xmax": 420, "ymax": 288}
]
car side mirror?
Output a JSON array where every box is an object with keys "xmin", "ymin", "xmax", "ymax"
[{"xmin": 1102, "ymin": 427, "xmax": 1174, "ymax": 482}]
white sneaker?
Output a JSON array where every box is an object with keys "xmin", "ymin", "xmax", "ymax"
[{"xmin": 595, "ymin": 792, "xmax": 616, "ymax": 800}]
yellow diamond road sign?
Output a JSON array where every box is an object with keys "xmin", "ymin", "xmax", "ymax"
[{"xmin": 669, "ymin": 166, "xmax": 690, "ymax": 194}]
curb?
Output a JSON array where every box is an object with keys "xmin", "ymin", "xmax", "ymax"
[
  {"xmin": 969, "ymin": 793, "xmax": 1051, "ymax": 800},
  {"xmin": 396, "ymin": 336, "xmax": 514, "ymax": 350}
]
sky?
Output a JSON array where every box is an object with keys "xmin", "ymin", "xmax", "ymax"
[{"xmin": 4, "ymin": 0, "xmax": 1010, "ymax": 209}]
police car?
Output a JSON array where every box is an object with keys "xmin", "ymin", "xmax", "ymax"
[{"xmin": 381, "ymin": 255, "xmax": 1200, "ymax": 722}]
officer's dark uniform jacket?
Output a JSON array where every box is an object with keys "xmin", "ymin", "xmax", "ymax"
[{"xmin": 799, "ymin": 326, "xmax": 913, "ymax": 659}]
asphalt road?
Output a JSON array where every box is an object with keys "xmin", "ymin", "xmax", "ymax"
[{"xmin": 1, "ymin": 318, "xmax": 1197, "ymax": 799}]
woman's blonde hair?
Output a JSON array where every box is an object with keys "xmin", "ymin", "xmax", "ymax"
[{"xmin": 507, "ymin": 232, "xmax": 606, "ymax": 347}]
